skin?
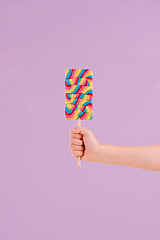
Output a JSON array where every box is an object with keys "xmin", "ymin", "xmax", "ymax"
[{"xmin": 70, "ymin": 127, "xmax": 160, "ymax": 171}]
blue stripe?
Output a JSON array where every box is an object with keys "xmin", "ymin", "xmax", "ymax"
[
  {"xmin": 78, "ymin": 69, "xmax": 86, "ymax": 78},
  {"xmin": 66, "ymin": 69, "xmax": 72, "ymax": 79},
  {"xmin": 72, "ymin": 85, "xmax": 80, "ymax": 94},
  {"xmin": 86, "ymin": 75, "xmax": 93, "ymax": 79},
  {"xmin": 65, "ymin": 79, "xmax": 70, "ymax": 85},
  {"xmin": 83, "ymin": 100, "xmax": 93, "ymax": 106},
  {"xmin": 65, "ymin": 105, "xmax": 79, "ymax": 113},
  {"xmin": 78, "ymin": 111, "xmax": 83, "ymax": 117},
  {"xmin": 65, "ymin": 105, "xmax": 73, "ymax": 113}
]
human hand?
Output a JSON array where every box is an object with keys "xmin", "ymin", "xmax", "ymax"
[{"xmin": 70, "ymin": 127, "xmax": 100, "ymax": 162}]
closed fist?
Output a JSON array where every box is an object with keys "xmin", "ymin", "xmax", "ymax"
[{"xmin": 70, "ymin": 127, "xmax": 100, "ymax": 162}]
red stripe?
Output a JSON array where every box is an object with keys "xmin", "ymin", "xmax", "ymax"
[
  {"xmin": 80, "ymin": 112, "xmax": 86, "ymax": 119},
  {"xmin": 73, "ymin": 105, "xmax": 77, "ymax": 111},
  {"xmin": 84, "ymin": 79, "xmax": 88, "ymax": 86},
  {"xmin": 70, "ymin": 69, "xmax": 74, "ymax": 78},
  {"xmin": 65, "ymin": 81, "xmax": 71, "ymax": 87},
  {"xmin": 74, "ymin": 77, "xmax": 78, "ymax": 85},
  {"xmin": 85, "ymin": 102, "xmax": 93, "ymax": 108},
  {"xmin": 75, "ymin": 99, "xmax": 80, "ymax": 104},
  {"xmin": 81, "ymin": 69, "xmax": 89, "ymax": 78},
  {"xmin": 65, "ymin": 111, "xmax": 74, "ymax": 117},
  {"xmin": 81, "ymin": 106, "xmax": 85, "ymax": 111},
  {"xmin": 70, "ymin": 69, "xmax": 76, "ymax": 79},
  {"xmin": 76, "ymin": 85, "xmax": 84, "ymax": 93},
  {"xmin": 65, "ymin": 94, "xmax": 71, "ymax": 100},
  {"xmin": 69, "ymin": 69, "xmax": 73, "ymax": 79}
]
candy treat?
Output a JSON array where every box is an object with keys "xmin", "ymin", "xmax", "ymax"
[{"xmin": 65, "ymin": 69, "xmax": 93, "ymax": 168}]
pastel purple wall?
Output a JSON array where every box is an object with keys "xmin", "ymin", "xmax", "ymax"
[{"xmin": 0, "ymin": 1, "xmax": 160, "ymax": 239}]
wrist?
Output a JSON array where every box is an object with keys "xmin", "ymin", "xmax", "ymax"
[
  {"xmin": 95, "ymin": 143, "xmax": 113, "ymax": 164},
  {"xmin": 93, "ymin": 142, "xmax": 103, "ymax": 163}
]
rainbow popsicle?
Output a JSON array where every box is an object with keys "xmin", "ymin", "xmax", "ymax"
[
  {"xmin": 65, "ymin": 69, "xmax": 93, "ymax": 120},
  {"xmin": 65, "ymin": 69, "xmax": 93, "ymax": 168}
]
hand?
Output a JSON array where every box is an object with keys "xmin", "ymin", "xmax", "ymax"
[{"xmin": 70, "ymin": 127, "xmax": 100, "ymax": 162}]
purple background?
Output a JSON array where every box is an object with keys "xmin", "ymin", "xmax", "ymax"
[{"xmin": 0, "ymin": 0, "xmax": 160, "ymax": 239}]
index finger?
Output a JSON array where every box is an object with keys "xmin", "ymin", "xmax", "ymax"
[{"xmin": 70, "ymin": 133, "xmax": 83, "ymax": 139}]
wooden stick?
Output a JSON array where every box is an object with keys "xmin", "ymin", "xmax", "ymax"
[{"xmin": 77, "ymin": 118, "xmax": 81, "ymax": 168}]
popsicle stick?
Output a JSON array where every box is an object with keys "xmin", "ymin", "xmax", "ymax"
[{"xmin": 77, "ymin": 118, "xmax": 81, "ymax": 168}]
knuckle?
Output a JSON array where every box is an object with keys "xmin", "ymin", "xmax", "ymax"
[
  {"xmin": 69, "ymin": 144, "xmax": 72, "ymax": 149},
  {"xmin": 71, "ymin": 150, "xmax": 75, "ymax": 157},
  {"xmin": 79, "ymin": 151, "xmax": 83, "ymax": 157},
  {"xmin": 78, "ymin": 134, "xmax": 82, "ymax": 139},
  {"xmin": 77, "ymin": 151, "xmax": 81, "ymax": 156},
  {"xmin": 80, "ymin": 146, "xmax": 84, "ymax": 150}
]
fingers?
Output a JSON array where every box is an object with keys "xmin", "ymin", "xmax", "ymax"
[
  {"xmin": 70, "ymin": 126, "xmax": 89, "ymax": 136},
  {"xmin": 71, "ymin": 150, "xmax": 84, "ymax": 158},
  {"xmin": 70, "ymin": 143, "xmax": 84, "ymax": 151},
  {"xmin": 70, "ymin": 128, "xmax": 81, "ymax": 135},
  {"xmin": 70, "ymin": 139, "xmax": 85, "ymax": 158},
  {"xmin": 70, "ymin": 127, "xmax": 90, "ymax": 159},
  {"xmin": 70, "ymin": 137, "xmax": 83, "ymax": 146},
  {"xmin": 71, "ymin": 133, "xmax": 83, "ymax": 140}
]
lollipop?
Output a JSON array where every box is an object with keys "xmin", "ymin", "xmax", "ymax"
[{"xmin": 65, "ymin": 69, "xmax": 93, "ymax": 168}]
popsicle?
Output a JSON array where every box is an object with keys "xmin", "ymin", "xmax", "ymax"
[{"xmin": 65, "ymin": 69, "xmax": 93, "ymax": 168}]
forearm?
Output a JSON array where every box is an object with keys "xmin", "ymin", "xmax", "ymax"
[{"xmin": 95, "ymin": 144, "xmax": 160, "ymax": 171}]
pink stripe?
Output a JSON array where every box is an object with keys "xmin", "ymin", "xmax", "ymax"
[{"xmin": 80, "ymin": 112, "xmax": 87, "ymax": 120}]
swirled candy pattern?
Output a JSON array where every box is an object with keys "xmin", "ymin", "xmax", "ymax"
[
  {"xmin": 65, "ymin": 93, "xmax": 93, "ymax": 100},
  {"xmin": 65, "ymin": 69, "xmax": 93, "ymax": 120},
  {"xmin": 65, "ymin": 77, "xmax": 92, "ymax": 86},
  {"xmin": 65, "ymin": 69, "xmax": 93, "ymax": 80}
]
